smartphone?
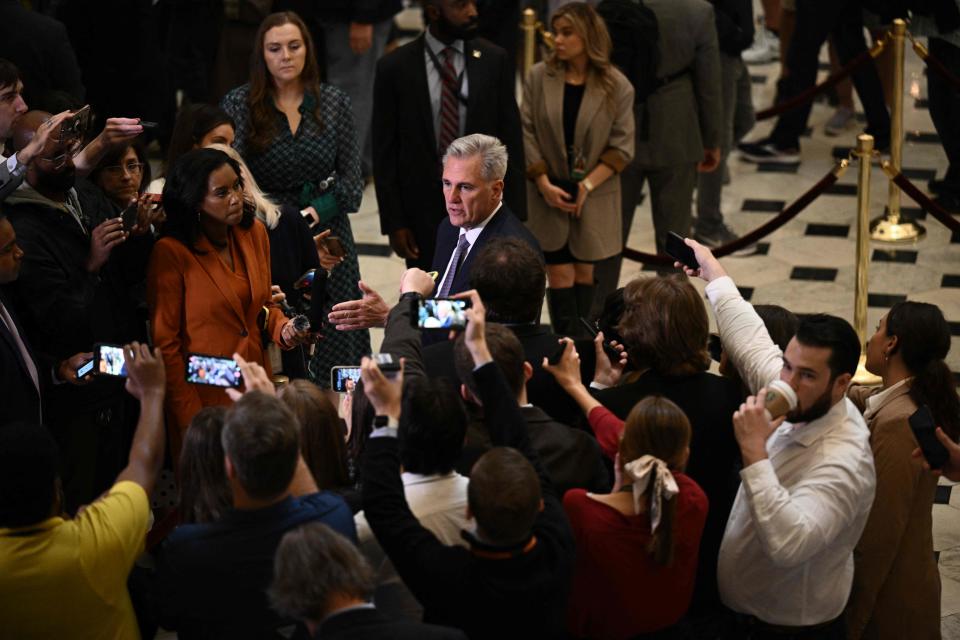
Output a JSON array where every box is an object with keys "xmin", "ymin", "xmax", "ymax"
[
  {"xmin": 372, "ymin": 353, "xmax": 401, "ymax": 378},
  {"xmin": 547, "ymin": 341, "xmax": 568, "ymax": 366},
  {"xmin": 909, "ymin": 405, "xmax": 949, "ymax": 470},
  {"xmin": 415, "ymin": 298, "xmax": 470, "ymax": 330},
  {"xmin": 95, "ymin": 343, "xmax": 128, "ymax": 377},
  {"xmin": 139, "ymin": 120, "xmax": 159, "ymax": 130},
  {"xmin": 294, "ymin": 269, "xmax": 318, "ymax": 290},
  {"xmin": 577, "ymin": 317, "xmax": 623, "ymax": 362},
  {"xmin": 59, "ymin": 104, "xmax": 91, "ymax": 142},
  {"xmin": 76, "ymin": 358, "xmax": 95, "ymax": 379},
  {"xmin": 323, "ymin": 236, "xmax": 346, "ymax": 258},
  {"xmin": 146, "ymin": 193, "xmax": 162, "ymax": 204},
  {"xmin": 330, "ymin": 366, "xmax": 361, "ymax": 392},
  {"xmin": 120, "ymin": 202, "xmax": 139, "ymax": 232},
  {"xmin": 185, "ymin": 353, "xmax": 242, "ymax": 388},
  {"xmin": 665, "ymin": 231, "xmax": 699, "ymax": 269}
]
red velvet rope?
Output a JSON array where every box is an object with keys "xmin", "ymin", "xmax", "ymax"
[
  {"xmin": 623, "ymin": 161, "xmax": 847, "ymax": 265},
  {"xmin": 885, "ymin": 165, "xmax": 960, "ymax": 233}
]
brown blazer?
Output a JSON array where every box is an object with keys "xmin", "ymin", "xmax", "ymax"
[
  {"xmin": 521, "ymin": 62, "xmax": 634, "ymax": 261},
  {"xmin": 147, "ymin": 220, "xmax": 285, "ymax": 456},
  {"xmin": 845, "ymin": 383, "xmax": 941, "ymax": 640}
]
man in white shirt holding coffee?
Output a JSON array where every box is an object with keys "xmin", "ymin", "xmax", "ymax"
[{"xmin": 679, "ymin": 239, "xmax": 876, "ymax": 638}]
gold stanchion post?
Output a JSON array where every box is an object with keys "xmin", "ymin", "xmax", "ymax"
[
  {"xmin": 853, "ymin": 134, "xmax": 883, "ymax": 386},
  {"xmin": 522, "ymin": 9, "xmax": 537, "ymax": 80},
  {"xmin": 871, "ymin": 18, "xmax": 925, "ymax": 243}
]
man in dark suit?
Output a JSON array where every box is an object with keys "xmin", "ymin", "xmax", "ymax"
[
  {"xmin": 452, "ymin": 323, "xmax": 609, "ymax": 495},
  {"xmin": 372, "ymin": 0, "xmax": 526, "ymax": 270},
  {"xmin": 270, "ymin": 522, "xmax": 466, "ymax": 640},
  {"xmin": 0, "ymin": 210, "xmax": 89, "ymax": 427},
  {"xmin": 423, "ymin": 237, "xmax": 595, "ymax": 429},
  {"xmin": 327, "ymin": 134, "xmax": 538, "ymax": 332}
]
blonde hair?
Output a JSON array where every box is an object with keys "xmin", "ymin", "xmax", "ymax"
[
  {"xmin": 206, "ymin": 143, "xmax": 281, "ymax": 230},
  {"xmin": 548, "ymin": 2, "xmax": 618, "ymax": 110}
]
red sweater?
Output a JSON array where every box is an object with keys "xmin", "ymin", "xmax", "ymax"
[
  {"xmin": 588, "ymin": 405, "xmax": 627, "ymax": 461},
  {"xmin": 564, "ymin": 439, "xmax": 708, "ymax": 638}
]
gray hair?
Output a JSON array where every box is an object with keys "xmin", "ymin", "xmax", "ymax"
[
  {"xmin": 442, "ymin": 133, "xmax": 508, "ymax": 181},
  {"xmin": 268, "ymin": 522, "xmax": 375, "ymax": 622}
]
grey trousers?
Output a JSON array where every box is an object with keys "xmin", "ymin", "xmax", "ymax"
[
  {"xmin": 323, "ymin": 18, "xmax": 393, "ymax": 177},
  {"xmin": 590, "ymin": 162, "xmax": 698, "ymax": 317},
  {"xmin": 695, "ymin": 53, "xmax": 755, "ymax": 233}
]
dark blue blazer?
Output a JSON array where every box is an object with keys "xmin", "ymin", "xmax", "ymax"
[
  {"xmin": 429, "ymin": 204, "xmax": 541, "ymax": 297},
  {"xmin": 0, "ymin": 290, "xmax": 42, "ymax": 426}
]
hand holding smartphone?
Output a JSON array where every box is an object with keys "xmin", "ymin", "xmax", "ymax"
[
  {"xmin": 665, "ymin": 232, "xmax": 699, "ymax": 269},
  {"xmin": 330, "ymin": 366, "xmax": 361, "ymax": 392},
  {"xmin": 413, "ymin": 298, "xmax": 470, "ymax": 330},
  {"xmin": 185, "ymin": 353, "xmax": 242, "ymax": 388},
  {"xmin": 910, "ymin": 405, "xmax": 949, "ymax": 470}
]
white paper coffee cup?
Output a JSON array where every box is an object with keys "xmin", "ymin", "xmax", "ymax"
[{"xmin": 764, "ymin": 379, "xmax": 798, "ymax": 421}]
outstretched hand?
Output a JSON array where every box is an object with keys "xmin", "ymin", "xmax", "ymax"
[
  {"xmin": 542, "ymin": 338, "xmax": 581, "ymax": 391},
  {"xmin": 360, "ymin": 355, "xmax": 404, "ymax": 420},
  {"xmin": 674, "ymin": 237, "xmax": 727, "ymax": 283},
  {"xmin": 593, "ymin": 331, "xmax": 628, "ymax": 387},
  {"xmin": 123, "ymin": 342, "xmax": 165, "ymax": 401},
  {"xmin": 328, "ymin": 281, "xmax": 389, "ymax": 331},
  {"xmin": 912, "ymin": 427, "xmax": 960, "ymax": 482}
]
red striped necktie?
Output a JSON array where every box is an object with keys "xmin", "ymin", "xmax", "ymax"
[{"xmin": 438, "ymin": 47, "xmax": 460, "ymax": 156}]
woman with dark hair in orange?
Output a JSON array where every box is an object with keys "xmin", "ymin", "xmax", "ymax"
[{"xmin": 221, "ymin": 11, "xmax": 369, "ymax": 389}]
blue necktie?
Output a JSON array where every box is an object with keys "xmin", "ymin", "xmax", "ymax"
[{"xmin": 438, "ymin": 234, "xmax": 471, "ymax": 298}]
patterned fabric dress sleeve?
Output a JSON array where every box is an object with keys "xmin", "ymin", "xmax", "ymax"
[
  {"xmin": 329, "ymin": 88, "xmax": 364, "ymax": 215},
  {"xmin": 219, "ymin": 84, "xmax": 251, "ymax": 159}
]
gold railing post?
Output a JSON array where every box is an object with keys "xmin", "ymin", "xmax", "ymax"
[
  {"xmin": 522, "ymin": 9, "xmax": 537, "ymax": 81},
  {"xmin": 870, "ymin": 18, "xmax": 925, "ymax": 243},
  {"xmin": 853, "ymin": 135, "xmax": 883, "ymax": 385}
]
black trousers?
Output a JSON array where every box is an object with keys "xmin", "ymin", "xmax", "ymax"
[
  {"xmin": 770, "ymin": 0, "xmax": 890, "ymax": 149},
  {"xmin": 721, "ymin": 613, "xmax": 846, "ymax": 640},
  {"xmin": 928, "ymin": 37, "xmax": 960, "ymax": 196}
]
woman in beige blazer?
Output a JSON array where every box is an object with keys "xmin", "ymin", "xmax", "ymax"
[
  {"xmin": 522, "ymin": 2, "xmax": 634, "ymax": 335},
  {"xmin": 845, "ymin": 301, "xmax": 960, "ymax": 639}
]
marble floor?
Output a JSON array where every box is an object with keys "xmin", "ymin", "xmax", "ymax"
[{"xmin": 342, "ymin": 26, "xmax": 960, "ymax": 640}]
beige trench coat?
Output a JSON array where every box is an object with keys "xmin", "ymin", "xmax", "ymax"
[{"xmin": 521, "ymin": 62, "xmax": 634, "ymax": 261}]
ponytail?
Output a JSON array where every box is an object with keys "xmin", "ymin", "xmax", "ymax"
[{"xmin": 886, "ymin": 302, "xmax": 960, "ymax": 439}]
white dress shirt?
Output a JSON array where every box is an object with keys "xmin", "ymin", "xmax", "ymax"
[
  {"xmin": 424, "ymin": 29, "xmax": 469, "ymax": 146},
  {"xmin": 706, "ymin": 276, "xmax": 876, "ymax": 626},
  {"xmin": 437, "ymin": 201, "xmax": 501, "ymax": 292}
]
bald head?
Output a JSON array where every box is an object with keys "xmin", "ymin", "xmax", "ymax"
[{"xmin": 11, "ymin": 110, "xmax": 51, "ymax": 153}]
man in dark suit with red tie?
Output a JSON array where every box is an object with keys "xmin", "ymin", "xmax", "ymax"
[{"xmin": 372, "ymin": 0, "xmax": 525, "ymax": 270}]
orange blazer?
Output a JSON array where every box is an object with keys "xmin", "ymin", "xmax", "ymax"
[{"xmin": 147, "ymin": 219, "xmax": 285, "ymax": 456}]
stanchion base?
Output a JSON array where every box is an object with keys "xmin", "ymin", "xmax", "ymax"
[
  {"xmin": 852, "ymin": 355, "xmax": 883, "ymax": 387},
  {"xmin": 869, "ymin": 215, "xmax": 926, "ymax": 243}
]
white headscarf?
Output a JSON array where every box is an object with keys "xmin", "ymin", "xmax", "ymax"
[{"xmin": 623, "ymin": 455, "xmax": 679, "ymax": 533}]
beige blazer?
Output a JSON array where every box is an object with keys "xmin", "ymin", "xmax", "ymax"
[
  {"xmin": 844, "ymin": 383, "xmax": 941, "ymax": 640},
  {"xmin": 521, "ymin": 62, "xmax": 634, "ymax": 261}
]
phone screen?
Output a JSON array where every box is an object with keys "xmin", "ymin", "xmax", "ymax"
[
  {"xmin": 665, "ymin": 232, "xmax": 699, "ymax": 269},
  {"xmin": 324, "ymin": 236, "xmax": 346, "ymax": 258},
  {"xmin": 294, "ymin": 269, "xmax": 318, "ymax": 290},
  {"xmin": 330, "ymin": 366, "xmax": 361, "ymax": 392},
  {"xmin": 417, "ymin": 299, "xmax": 469, "ymax": 330},
  {"xmin": 76, "ymin": 359, "xmax": 94, "ymax": 379},
  {"xmin": 97, "ymin": 344, "xmax": 128, "ymax": 377},
  {"xmin": 185, "ymin": 354, "xmax": 242, "ymax": 387}
]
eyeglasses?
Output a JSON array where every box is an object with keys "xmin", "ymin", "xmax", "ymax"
[
  {"xmin": 102, "ymin": 161, "xmax": 144, "ymax": 177},
  {"xmin": 35, "ymin": 137, "xmax": 84, "ymax": 170}
]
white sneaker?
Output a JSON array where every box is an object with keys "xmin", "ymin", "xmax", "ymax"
[
  {"xmin": 743, "ymin": 28, "xmax": 780, "ymax": 65},
  {"xmin": 824, "ymin": 106, "xmax": 855, "ymax": 136}
]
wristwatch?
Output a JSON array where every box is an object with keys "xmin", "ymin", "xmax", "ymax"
[{"xmin": 581, "ymin": 177, "xmax": 594, "ymax": 193}]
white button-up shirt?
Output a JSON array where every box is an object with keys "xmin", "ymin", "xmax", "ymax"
[
  {"xmin": 437, "ymin": 201, "xmax": 501, "ymax": 291},
  {"xmin": 706, "ymin": 276, "xmax": 876, "ymax": 626}
]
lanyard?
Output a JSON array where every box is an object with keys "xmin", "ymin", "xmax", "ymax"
[{"xmin": 425, "ymin": 42, "xmax": 469, "ymax": 107}]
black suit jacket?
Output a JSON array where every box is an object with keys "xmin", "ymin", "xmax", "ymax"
[
  {"xmin": 0, "ymin": 291, "xmax": 42, "ymax": 426},
  {"xmin": 429, "ymin": 204, "xmax": 540, "ymax": 297},
  {"xmin": 314, "ymin": 607, "xmax": 466, "ymax": 640},
  {"xmin": 372, "ymin": 34, "xmax": 526, "ymax": 268},
  {"xmin": 0, "ymin": 0, "xmax": 85, "ymax": 109}
]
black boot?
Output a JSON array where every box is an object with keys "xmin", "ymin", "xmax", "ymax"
[
  {"xmin": 546, "ymin": 287, "xmax": 578, "ymax": 337},
  {"xmin": 574, "ymin": 283, "xmax": 597, "ymax": 326}
]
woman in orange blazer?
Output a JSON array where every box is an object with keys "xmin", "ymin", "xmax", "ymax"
[{"xmin": 148, "ymin": 148, "xmax": 308, "ymax": 456}]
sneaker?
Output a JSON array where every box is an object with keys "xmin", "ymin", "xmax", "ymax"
[
  {"xmin": 738, "ymin": 138, "xmax": 801, "ymax": 164},
  {"xmin": 742, "ymin": 28, "xmax": 780, "ymax": 65},
  {"xmin": 694, "ymin": 224, "xmax": 759, "ymax": 256},
  {"xmin": 824, "ymin": 106, "xmax": 855, "ymax": 136}
]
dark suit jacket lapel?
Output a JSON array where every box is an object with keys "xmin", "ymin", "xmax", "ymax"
[
  {"xmin": 192, "ymin": 236, "xmax": 246, "ymax": 326},
  {"xmin": 0, "ymin": 292, "xmax": 39, "ymax": 384},
  {"xmin": 452, "ymin": 204, "xmax": 509, "ymax": 293},
  {"xmin": 411, "ymin": 35, "xmax": 439, "ymax": 159},
  {"xmin": 464, "ymin": 40, "xmax": 486, "ymax": 131}
]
